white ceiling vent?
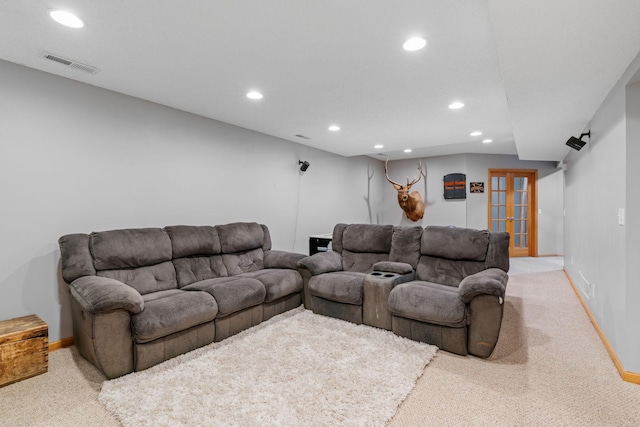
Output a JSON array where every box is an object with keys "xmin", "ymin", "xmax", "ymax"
[{"xmin": 41, "ymin": 52, "xmax": 99, "ymax": 75}]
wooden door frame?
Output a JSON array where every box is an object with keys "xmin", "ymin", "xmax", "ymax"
[{"xmin": 487, "ymin": 169, "xmax": 538, "ymax": 257}]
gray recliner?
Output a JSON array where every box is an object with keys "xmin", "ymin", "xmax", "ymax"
[
  {"xmin": 388, "ymin": 226, "xmax": 509, "ymax": 357},
  {"xmin": 297, "ymin": 223, "xmax": 422, "ymax": 324}
]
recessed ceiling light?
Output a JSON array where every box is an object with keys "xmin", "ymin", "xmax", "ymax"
[
  {"xmin": 482, "ymin": 139, "xmax": 493, "ymax": 144},
  {"xmin": 328, "ymin": 125, "xmax": 341, "ymax": 131},
  {"xmin": 448, "ymin": 101, "xmax": 464, "ymax": 110},
  {"xmin": 404, "ymin": 149, "xmax": 412, "ymax": 153},
  {"xmin": 49, "ymin": 10, "xmax": 85, "ymax": 28},
  {"xmin": 246, "ymin": 91, "xmax": 263, "ymax": 100},
  {"xmin": 403, "ymin": 37, "xmax": 427, "ymax": 51},
  {"xmin": 470, "ymin": 131, "xmax": 482, "ymax": 137},
  {"xmin": 374, "ymin": 144, "xmax": 384, "ymax": 149}
]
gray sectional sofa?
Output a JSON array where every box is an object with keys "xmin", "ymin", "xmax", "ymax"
[
  {"xmin": 58, "ymin": 222, "xmax": 305, "ymax": 379},
  {"xmin": 297, "ymin": 223, "xmax": 510, "ymax": 358}
]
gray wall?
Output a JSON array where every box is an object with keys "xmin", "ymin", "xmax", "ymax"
[
  {"xmin": 564, "ymin": 51, "xmax": 640, "ymax": 374},
  {"xmin": 382, "ymin": 154, "xmax": 562, "ymax": 255},
  {"xmin": 0, "ymin": 59, "xmax": 386, "ymax": 342}
]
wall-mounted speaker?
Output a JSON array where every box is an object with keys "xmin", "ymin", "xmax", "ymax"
[
  {"xmin": 566, "ymin": 131, "xmax": 590, "ymax": 151},
  {"xmin": 566, "ymin": 136, "xmax": 586, "ymax": 151},
  {"xmin": 299, "ymin": 160, "xmax": 310, "ymax": 172}
]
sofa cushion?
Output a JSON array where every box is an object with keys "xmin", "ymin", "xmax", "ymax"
[
  {"xmin": 421, "ymin": 226, "xmax": 489, "ymax": 261},
  {"xmin": 342, "ymin": 251, "xmax": 389, "ymax": 274},
  {"xmin": 342, "ymin": 224, "xmax": 393, "ymax": 253},
  {"xmin": 132, "ymin": 289, "xmax": 218, "ymax": 343},
  {"xmin": 239, "ymin": 269, "xmax": 303, "ymax": 303},
  {"xmin": 97, "ymin": 261, "xmax": 177, "ymax": 295},
  {"xmin": 389, "ymin": 281, "xmax": 466, "ymax": 328},
  {"xmin": 416, "ymin": 256, "xmax": 486, "ymax": 287},
  {"xmin": 308, "ymin": 271, "xmax": 366, "ymax": 305},
  {"xmin": 91, "ymin": 228, "xmax": 172, "ymax": 270},
  {"xmin": 173, "ymin": 256, "xmax": 228, "ymax": 288},
  {"xmin": 222, "ymin": 248, "xmax": 264, "ymax": 275},
  {"xmin": 183, "ymin": 277, "xmax": 266, "ymax": 317},
  {"xmin": 389, "ymin": 226, "xmax": 423, "ymax": 268},
  {"xmin": 164, "ymin": 225, "xmax": 221, "ymax": 258},
  {"xmin": 216, "ymin": 222, "xmax": 264, "ymax": 254},
  {"xmin": 58, "ymin": 233, "xmax": 96, "ymax": 283},
  {"xmin": 331, "ymin": 223, "xmax": 348, "ymax": 253}
]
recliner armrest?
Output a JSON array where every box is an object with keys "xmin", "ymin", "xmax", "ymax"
[
  {"xmin": 264, "ymin": 250, "xmax": 306, "ymax": 270},
  {"xmin": 69, "ymin": 276, "xmax": 144, "ymax": 314},
  {"xmin": 297, "ymin": 251, "xmax": 343, "ymax": 275},
  {"xmin": 373, "ymin": 261, "xmax": 413, "ymax": 275},
  {"xmin": 458, "ymin": 268, "xmax": 508, "ymax": 304}
]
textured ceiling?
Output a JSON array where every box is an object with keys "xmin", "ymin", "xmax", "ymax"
[{"xmin": 1, "ymin": 0, "xmax": 639, "ymax": 161}]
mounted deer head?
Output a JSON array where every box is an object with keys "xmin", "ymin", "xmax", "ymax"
[{"xmin": 384, "ymin": 159, "xmax": 425, "ymax": 222}]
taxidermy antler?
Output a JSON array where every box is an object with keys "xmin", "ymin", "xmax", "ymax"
[{"xmin": 384, "ymin": 159, "xmax": 425, "ymax": 221}]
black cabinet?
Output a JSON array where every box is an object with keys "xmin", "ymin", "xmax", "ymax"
[{"xmin": 309, "ymin": 234, "xmax": 332, "ymax": 255}]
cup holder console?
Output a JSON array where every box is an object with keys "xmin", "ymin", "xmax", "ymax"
[{"xmin": 370, "ymin": 272, "xmax": 396, "ymax": 278}]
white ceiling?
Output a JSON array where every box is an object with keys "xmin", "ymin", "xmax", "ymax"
[{"xmin": 2, "ymin": 0, "xmax": 640, "ymax": 161}]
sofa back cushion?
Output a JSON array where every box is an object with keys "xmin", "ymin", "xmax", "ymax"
[
  {"xmin": 417, "ymin": 226, "xmax": 490, "ymax": 287},
  {"xmin": 335, "ymin": 224, "xmax": 394, "ymax": 273},
  {"xmin": 172, "ymin": 256, "xmax": 228, "ymax": 288},
  {"xmin": 342, "ymin": 224, "xmax": 393, "ymax": 253},
  {"xmin": 98, "ymin": 261, "xmax": 177, "ymax": 295},
  {"xmin": 91, "ymin": 228, "xmax": 172, "ymax": 270},
  {"xmin": 216, "ymin": 222, "xmax": 264, "ymax": 253},
  {"xmin": 58, "ymin": 233, "xmax": 96, "ymax": 283},
  {"xmin": 216, "ymin": 222, "xmax": 265, "ymax": 275},
  {"xmin": 421, "ymin": 226, "xmax": 489, "ymax": 261},
  {"xmin": 389, "ymin": 226, "xmax": 423, "ymax": 268},
  {"xmin": 164, "ymin": 225, "xmax": 221, "ymax": 258}
]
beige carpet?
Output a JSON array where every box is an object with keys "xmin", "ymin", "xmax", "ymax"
[
  {"xmin": 3, "ymin": 268, "xmax": 640, "ymax": 426},
  {"xmin": 98, "ymin": 307, "xmax": 437, "ymax": 426}
]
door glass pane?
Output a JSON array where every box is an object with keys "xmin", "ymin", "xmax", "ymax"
[
  {"xmin": 492, "ymin": 177, "xmax": 498, "ymax": 188},
  {"xmin": 492, "ymin": 206, "xmax": 498, "ymax": 219},
  {"xmin": 492, "ymin": 192, "xmax": 498, "ymax": 204},
  {"xmin": 492, "ymin": 220, "xmax": 498, "ymax": 231},
  {"xmin": 515, "ymin": 220, "xmax": 521, "ymax": 233},
  {"xmin": 514, "ymin": 177, "xmax": 521, "ymax": 190},
  {"xmin": 521, "ymin": 207, "xmax": 528, "ymax": 221},
  {"xmin": 523, "ymin": 234, "xmax": 527, "ymax": 247},
  {"xmin": 499, "ymin": 206, "xmax": 506, "ymax": 219},
  {"xmin": 522, "ymin": 190, "xmax": 528, "ymax": 205},
  {"xmin": 500, "ymin": 221, "xmax": 505, "ymax": 232},
  {"xmin": 515, "ymin": 206, "xmax": 521, "ymax": 219},
  {"xmin": 499, "ymin": 191, "xmax": 506, "ymax": 205},
  {"xmin": 523, "ymin": 220, "xmax": 528, "ymax": 233},
  {"xmin": 515, "ymin": 235, "xmax": 520, "ymax": 246},
  {"xmin": 499, "ymin": 176, "xmax": 506, "ymax": 190},
  {"xmin": 514, "ymin": 192, "xmax": 521, "ymax": 205}
]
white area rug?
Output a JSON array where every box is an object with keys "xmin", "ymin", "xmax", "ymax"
[{"xmin": 99, "ymin": 307, "xmax": 437, "ymax": 426}]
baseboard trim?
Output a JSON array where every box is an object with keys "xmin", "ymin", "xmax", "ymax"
[
  {"xmin": 49, "ymin": 336, "xmax": 74, "ymax": 352},
  {"xmin": 564, "ymin": 269, "xmax": 640, "ymax": 385}
]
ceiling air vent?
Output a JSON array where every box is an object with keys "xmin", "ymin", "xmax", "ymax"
[{"xmin": 41, "ymin": 52, "xmax": 99, "ymax": 75}]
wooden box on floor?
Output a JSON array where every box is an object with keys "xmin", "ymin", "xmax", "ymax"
[{"xmin": 0, "ymin": 315, "xmax": 48, "ymax": 387}]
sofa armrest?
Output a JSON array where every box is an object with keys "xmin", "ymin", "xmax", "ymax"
[
  {"xmin": 69, "ymin": 276, "xmax": 144, "ymax": 314},
  {"xmin": 373, "ymin": 261, "xmax": 413, "ymax": 275},
  {"xmin": 458, "ymin": 268, "xmax": 508, "ymax": 304},
  {"xmin": 297, "ymin": 251, "xmax": 343, "ymax": 275},
  {"xmin": 264, "ymin": 250, "xmax": 307, "ymax": 270}
]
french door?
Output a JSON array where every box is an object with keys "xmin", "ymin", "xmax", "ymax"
[{"xmin": 488, "ymin": 169, "xmax": 537, "ymax": 257}]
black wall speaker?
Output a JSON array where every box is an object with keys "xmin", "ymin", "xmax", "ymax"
[
  {"xmin": 566, "ymin": 131, "xmax": 590, "ymax": 151},
  {"xmin": 566, "ymin": 136, "xmax": 586, "ymax": 151},
  {"xmin": 299, "ymin": 160, "xmax": 310, "ymax": 171}
]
